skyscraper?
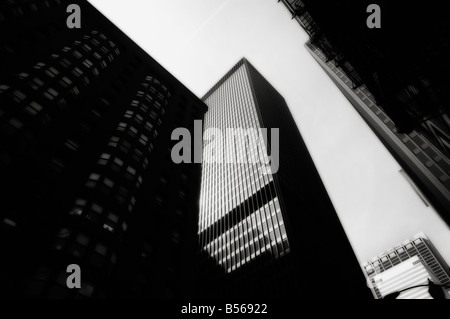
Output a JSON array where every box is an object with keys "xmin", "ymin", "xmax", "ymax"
[
  {"xmin": 0, "ymin": 0, "xmax": 207, "ymax": 298},
  {"xmin": 278, "ymin": 0, "xmax": 450, "ymax": 225},
  {"xmin": 199, "ymin": 58, "xmax": 371, "ymax": 299},
  {"xmin": 362, "ymin": 233, "xmax": 450, "ymax": 299}
]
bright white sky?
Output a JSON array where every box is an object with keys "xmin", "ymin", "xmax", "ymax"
[{"xmin": 89, "ymin": 0, "xmax": 450, "ymax": 264}]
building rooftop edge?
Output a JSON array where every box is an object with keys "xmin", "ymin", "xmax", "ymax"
[{"xmin": 201, "ymin": 58, "xmax": 248, "ymax": 101}]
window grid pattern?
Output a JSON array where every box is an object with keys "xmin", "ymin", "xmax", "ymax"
[
  {"xmin": 0, "ymin": 30, "xmax": 120, "ymax": 136},
  {"xmin": 65, "ymin": 75, "xmax": 169, "ymax": 237},
  {"xmin": 200, "ymin": 64, "xmax": 290, "ymax": 273},
  {"xmin": 310, "ymin": 45, "xmax": 450, "ymax": 195},
  {"xmin": 0, "ymin": 0, "xmax": 62, "ymax": 23},
  {"xmin": 29, "ymin": 75, "xmax": 170, "ymax": 298}
]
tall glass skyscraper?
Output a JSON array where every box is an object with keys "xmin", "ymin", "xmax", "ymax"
[
  {"xmin": 199, "ymin": 59, "xmax": 289, "ymax": 274},
  {"xmin": 199, "ymin": 58, "xmax": 371, "ymax": 299}
]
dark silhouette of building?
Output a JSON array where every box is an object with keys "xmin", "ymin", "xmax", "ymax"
[
  {"xmin": 199, "ymin": 58, "xmax": 372, "ymax": 299},
  {"xmin": 0, "ymin": 0, "xmax": 207, "ymax": 299},
  {"xmin": 279, "ymin": 0, "xmax": 450, "ymax": 224}
]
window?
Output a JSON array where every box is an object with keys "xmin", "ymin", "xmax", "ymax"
[
  {"xmin": 135, "ymin": 114, "xmax": 143, "ymax": 123},
  {"xmin": 108, "ymin": 136, "xmax": 120, "ymax": 147},
  {"xmin": 145, "ymin": 121, "xmax": 153, "ymax": 131},
  {"xmin": 86, "ymin": 173, "xmax": 100, "ymax": 188},
  {"xmin": 12, "ymin": 90, "xmax": 27, "ymax": 103},
  {"xmin": 83, "ymin": 59, "xmax": 93, "ymax": 69},
  {"xmin": 44, "ymin": 88, "xmax": 59, "ymax": 100},
  {"xmin": 24, "ymin": 101, "xmax": 43, "ymax": 116},
  {"xmin": 117, "ymin": 122, "xmax": 127, "ymax": 131},
  {"xmin": 17, "ymin": 72, "xmax": 29, "ymax": 79},
  {"xmin": 124, "ymin": 110, "xmax": 133, "ymax": 118},
  {"xmin": 72, "ymin": 67, "xmax": 83, "ymax": 77},
  {"xmin": 126, "ymin": 166, "xmax": 137, "ymax": 176},
  {"xmin": 45, "ymin": 67, "xmax": 59, "ymax": 78},
  {"xmin": 0, "ymin": 84, "xmax": 10, "ymax": 93},
  {"xmin": 82, "ymin": 44, "xmax": 92, "ymax": 52},
  {"xmin": 103, "ymin": 178, "xmax": 114, "ymax": 188},
  {"xmin": 113, "ymin": 157, "xmax": 124, "ymax": 167},
  {"xmin": 139, "ymin": 134, "xmax": 148, "ymax": 145},
  {"xmin": 129, "ymin": 126, "xmax": 138, "ymax": 135},
  {"xmin": 72, "ymin": 50, "xmax": 82, "ymax": 59},
  {"xmin": 60, "ymin": 58, "xmax": 72, "ymax": 68},
  {"xmin": 64, "ymin": 139, "xmax": 79, "ymax": 151},
  {"xmin": 3, "ymin": 218, "xmax": 17, "ymax": 228},
  {"xmin": 70, "ymin": 86, "xmax": 80, "ymax": 95},
  {"xmin": 98, "ymin": 153, "xmax": 111, "ymax": 166},
  {"xmin": 136, "ymin": 176, "xmax": 143, "ymax": 188},
  {"xmin": 59, "ymin": 76, "xmax": 72, "ymax": 88},
  {"xmin": 34, "ymin": 62, "xmax": 46, "ymax": 70}
]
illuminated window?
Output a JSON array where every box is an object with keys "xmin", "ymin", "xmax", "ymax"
[
  {"xmin": 24, "ymin": 101, "xmax": 43, "ymax": 116},
  {"xmin": 113, "ymin": 157, "xmax": 124, "ymax": 167},
  {"xmin": 45, "ymin": 67, "xmax": 59, "ymax": 78},
  {"xmin": 72, "ymin": 50, "xmax": 82, "ymax": 59},
  {"xmin": 44, "ymin": 87, "xmax": 59, "ymax": 100},
  {"xmin": 98, "ymin": 153, "xmax": 111, "ymax": 165},
  {"xmin": 59, "ymin": 76, "xmax": 72, "ymax": 88},
  {"xmin": 103, "ymin": 178, "xmax": 114, "ymax": 188},
  {"xmin": 12, "ymin": 90, "xmax": 27, "ymax": 103}
]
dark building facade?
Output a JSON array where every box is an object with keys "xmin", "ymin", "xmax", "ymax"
[
  {"xmin": 0, "ymin": 0, "xmax": 207, "ymax": 298},
  {"xmin": 199, "ymin": 58, "xmax": 371, "ymax": 299},
  {"xmin": 279, "ymin": 0, "xmax": 450, "ymax": 224}
]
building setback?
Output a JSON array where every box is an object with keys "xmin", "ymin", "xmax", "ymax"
[
  {"xmin": 0, "ymin": 0, "xmax": 207, "ymax": 298},
  {"xmin": 199, "ymin": 58, "xmax": 371, "ymax": 299},
  {"xmin": 278, "ymin": 0, "xmax": 450, "ymax": 224}
]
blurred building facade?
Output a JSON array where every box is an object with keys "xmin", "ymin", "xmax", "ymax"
[
  {"xmin": 362, "ymin": 233, "xmax": 450, "ymax": 299},
  {"xmin": 278, "ymin": 0, "xmax": 450, "ymax": 224},
  {"xmin": 0, "ymin": 0, "xmax": 207, "ymax": 298}
]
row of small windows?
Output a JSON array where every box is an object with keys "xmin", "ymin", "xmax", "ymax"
[
  {"xmin": 76, "ymin": 76, "xmax": 170, "ymax": 224},
  {"xmin": 0, "ymin": 0, "xmax": 62, "ymax": 22},
  {"xmin": 69, "ymin": 197, "xmax": 130, "ymax": 235},
  {"xmin": 327, "ymin": 55, "xmax": 450, "ymax": 188},
  {"xmin": 0, "ymin": 30, "xmax": 120, "ymax": 140},
  {"xmin": 200, "ymin": 167, "xmax": 274, "ymax": 231},
  {"xmin": 202, "ymin": 198, "xmax": 289, "ymax": 272},
  {"xmin": 85, "ymin": 171, "xmax": 143, "ymax": 193},
  {"xmin": 205, "ymin": 202, "xmax": 286, "ymax": 253}
]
